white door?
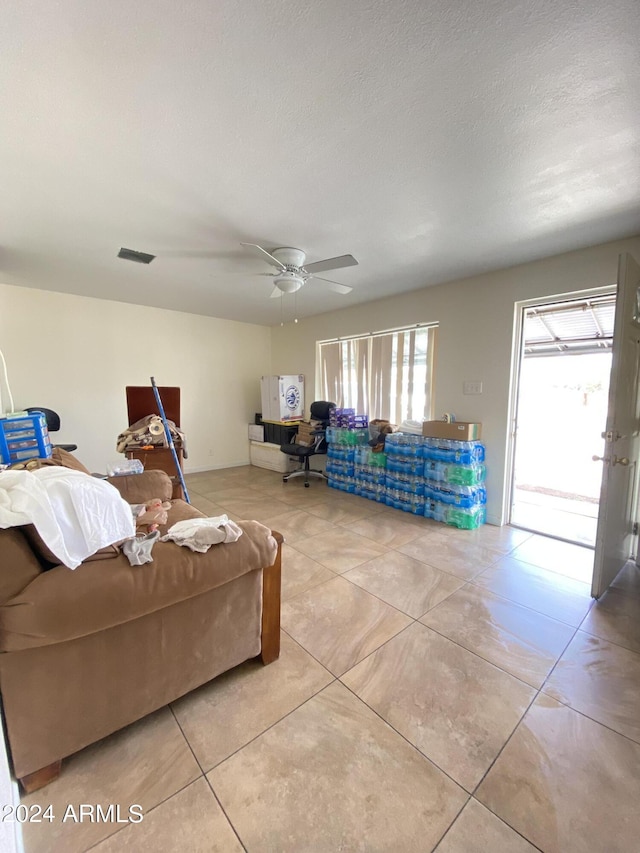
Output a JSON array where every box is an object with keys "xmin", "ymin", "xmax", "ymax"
[{"xmin": 592, "ymin": 253, "xmax": 640, "ymax": 598}]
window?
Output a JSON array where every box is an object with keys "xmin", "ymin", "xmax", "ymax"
[
  {"xmin": 523, "ymin": 294, "xmax": 615, "ymax": 357},
  {"xmin": 317, "ymin": 324, "xmax": 438, "ymax": 423}
]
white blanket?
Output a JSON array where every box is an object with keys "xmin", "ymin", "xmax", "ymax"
[
  {"xmin": 0, "ymin": 468, "xmax": 135, "ymax": 569},
  {"xmin": 161, "ymin": 515, "xmax": 243, "ymax": 552}
]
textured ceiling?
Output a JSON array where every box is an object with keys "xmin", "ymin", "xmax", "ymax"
[{"xmin": 1, "ymin": 0, "xmax": 639, "ymax": 326}]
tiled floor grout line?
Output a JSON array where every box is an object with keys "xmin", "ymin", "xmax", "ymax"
[
  {"xmin": 165, "ymin": 703, "xmax": 249, "ymax": 852},
  {"xmin": 197, "ymin": 676, "xmax": 338, "ymax": 778},
  {"xmin": 337, "ymin": 672, "xmax": 473, "ymax": 797},
  {"xmin": 464, "ymin": 575, "xmax": 593, "ymax": 627},
  {"xmin": 577, "ymin": 623, "xmax": 640, "ymax": 655},
  {"xmin": 202, "ymin": 776, "xmax": 248, "ymax": 853},
  {"xmin": 424, "ymin": 797, "xmax": 471, "ymax": 853},
  {"xmin": 430, "ymin": 799, "xmax": 546, "ymax": 853},
  {"xmin": 279, "ymin": 625, "xmax": 339, "ymax": 677},
  {"xmin": 503, "ymin": 552, "xmax": 594, "ymax": 587},
  {"xmin": 83, "ymin": 775, "xmax": 205, "ymax": 853},
  {"xmin": 415, "ymin": 614, "xmax": 553, "ymax": 693},
  {"xmin": 468, "ymin": 601, "xmax": 589, "ymax": 811},
  {"xmin": 286, "ymin": 598, "xmax": 499, "ymax": 802},
  {"xmin": 285, "ymin": 542, "xmax": 590, "ymax": 692}
]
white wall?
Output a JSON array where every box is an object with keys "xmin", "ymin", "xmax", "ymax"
[
  {"xmin": 0, "ymin": 285, "xmax": 271, "ymax": 474},
  {"xmin": 270, "ymin": 236, "xmax": 640, "ymax": 525}
]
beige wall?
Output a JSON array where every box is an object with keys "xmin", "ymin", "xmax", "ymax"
[
  {"xmin": 0, "ymin": 285, "xmax": 271, "ymax": 474},
  {"xmin": 270, "ymin": 236, "xmax": 640, "ymax": 525}
]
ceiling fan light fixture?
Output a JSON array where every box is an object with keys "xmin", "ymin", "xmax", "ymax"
[
  {"xmin": 273, "ymin": 272, "xmax": 304, "ymax": 294},
  {"xmin": 240, "ymin": 242, "xmax": 357, "ymax": 303}
]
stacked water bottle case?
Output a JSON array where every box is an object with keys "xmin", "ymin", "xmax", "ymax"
[
  {"xmin": 326, "ymin": 419, "xmax": 486, "ymax": 529},
  {"xmin": 421, "ymin": 438, "xmax": 486, "ymax": 528}
]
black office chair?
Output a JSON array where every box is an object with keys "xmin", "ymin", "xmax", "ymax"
[
  {"xmin": 280, "ymin": 401, "xmax": 334, "ymax": 487},
  {"xmin": 26, "ymin": 407, "xmax": 78, "ymax": 452}
]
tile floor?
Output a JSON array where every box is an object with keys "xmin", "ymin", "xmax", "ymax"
[{"xmin": 19, "ymin": 465, "xmax": 640, "ymax": 852}]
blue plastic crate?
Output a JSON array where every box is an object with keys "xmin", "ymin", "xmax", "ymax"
[{"xmin": 0, "ymin": 412, "xmax": 52, "ymax": 464}]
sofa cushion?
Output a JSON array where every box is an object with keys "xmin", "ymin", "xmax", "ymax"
[
  {"xmin": 0, "ymin": 529, "xmax": 43, "ymax": 604},
  {"xmin": 0, "ymin": 516, "xmax": 278, "ymax": 651},
  {"xmin": 107, "ymin": 470, "xmax": 173, "ymax": 504}
]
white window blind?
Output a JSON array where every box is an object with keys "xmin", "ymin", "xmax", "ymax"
[{"xmin": 318, "ymin": 325, "xmax": 437, "ymax": 423}]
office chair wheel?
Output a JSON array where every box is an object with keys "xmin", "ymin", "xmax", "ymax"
[
  {"xmin": 282, "ymin": 476, "xmax": 287, "ymax": 483},
  {"xmin": 304, "ymin": 482, "xmax": 310, "ymax": 488}
]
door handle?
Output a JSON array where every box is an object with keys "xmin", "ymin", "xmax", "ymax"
[{"xmin": 593, "ymin": 455, "xmax": 630, "ymax": 466}]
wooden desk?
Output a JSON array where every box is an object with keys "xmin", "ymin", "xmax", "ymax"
[{"xmin": 124, "ymin": 385, "xmax": 184, "ymax": 499}]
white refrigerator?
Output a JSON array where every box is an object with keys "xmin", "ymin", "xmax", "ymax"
[{"xmin": 260, "ymin": 375, "xmax": 305, "ymax": 421}]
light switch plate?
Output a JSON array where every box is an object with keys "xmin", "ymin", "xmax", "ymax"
[{"xmin": 463, "ymin": 380, "xmax": 483, "ymax": 395}]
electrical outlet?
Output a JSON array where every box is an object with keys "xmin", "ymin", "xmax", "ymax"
[{"xmin": 463, "ymin": 380, "xmax": 483, "ymax": 395}]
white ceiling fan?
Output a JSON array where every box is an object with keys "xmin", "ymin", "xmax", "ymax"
[{"xmin": 240, "ymin": 243, "xmax": 358, "ymax": 297}]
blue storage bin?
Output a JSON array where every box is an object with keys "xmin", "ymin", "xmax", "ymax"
[{"xmin": 0, "ymin": 412, "xmax": 52, "ymax": 464}]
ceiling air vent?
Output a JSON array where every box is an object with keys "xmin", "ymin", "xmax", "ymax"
[{"xmin": 117, "ymin": 247, "xmax": 155, "ymax": 264}]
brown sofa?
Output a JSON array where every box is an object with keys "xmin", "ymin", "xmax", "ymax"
[{"xmin": 0, "ymin": 452, "xmax": 282, "ymax": 792}]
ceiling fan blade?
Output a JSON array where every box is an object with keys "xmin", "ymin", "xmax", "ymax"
[
  {"xmin": 240, "ymin": 242, "xmax": 286, "ymax": 270},
  {"xmin": 270, "ymin": 286, "xmax": 283, "ymax": 298},
  {"xmin": 304, "ymin": 254, "xmax": 358, "ymax": 275},
  {"xmin": 311, "ymin": 276, "xmax": 353, "ymax": 295}
]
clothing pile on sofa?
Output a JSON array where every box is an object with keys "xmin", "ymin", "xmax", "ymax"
[
  {"xmin": 0, "ymin": 448, "xmax": 248, "ymax": 570},
  {"xmin": 0, "ymin": 466, "xmax": 135, "ymax": 569}
]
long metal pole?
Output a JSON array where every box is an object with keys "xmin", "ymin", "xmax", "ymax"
[{"xmin": 150, "ymin": 376, "xmax": 190, "ymax": 503}]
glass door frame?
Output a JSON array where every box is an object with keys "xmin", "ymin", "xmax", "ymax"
[{"xmin": 506, "ymin": 284, "xmax": 615, "ymax": 532}]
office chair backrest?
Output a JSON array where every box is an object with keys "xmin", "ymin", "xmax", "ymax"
[
  {"xmin": 309, "ymin": 401, "xmax": 335, "ymax": 422},
  {"xmin": 26, "ymin": 407, "xmax": 61, "ymax": 432},
  {"xmin": 25, "ymin": 407, "xmax": 78, "ymax": 452}
]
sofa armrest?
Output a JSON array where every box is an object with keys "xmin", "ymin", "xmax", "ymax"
[
  {"xmin": 261, "ymin": 530, "xmax": 283, "ymax": 665},
  {"xmin": 106, "ymin": 470, "xmax": 173, "ymax": 503}
]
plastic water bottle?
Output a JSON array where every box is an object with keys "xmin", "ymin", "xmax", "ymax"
[
  {"xmin": 446, "ymin": 463, "xmax": 486, "ymax": 486},
  {"xmin": 446, "ymin": 505, "xmax": 487, "ymax": 529}
]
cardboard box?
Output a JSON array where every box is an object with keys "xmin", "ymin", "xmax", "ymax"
[
  {"xmin": 260, "ymin": 375, "xmax": 305, "ymax": 422},
  {"xmin": 422, "ymin": 421, "xmax": 482, "ymax": 441},
  {"xmin": 295, "ymin": 422, "xmax": 316, "ymax": 447}
]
